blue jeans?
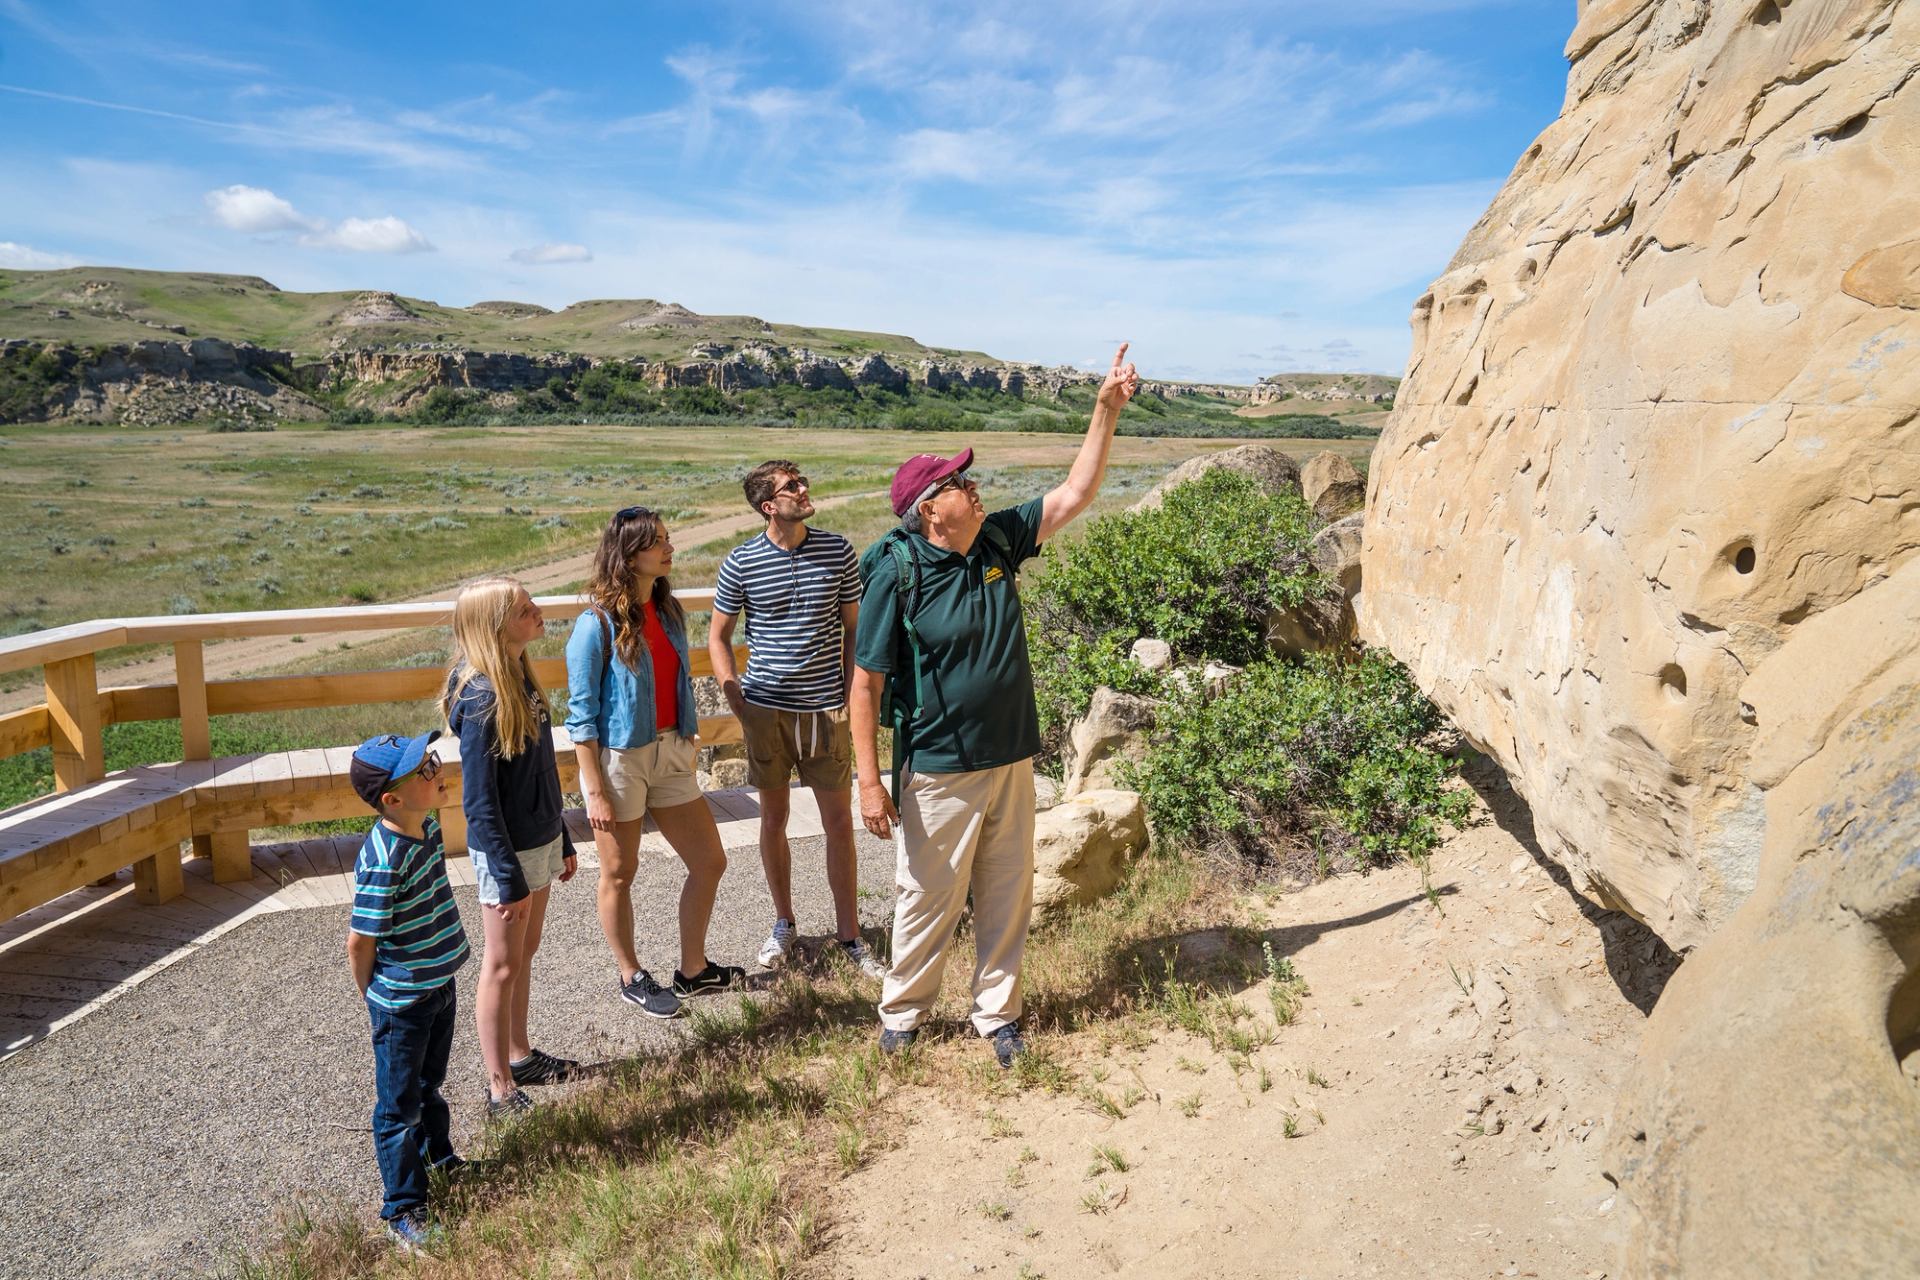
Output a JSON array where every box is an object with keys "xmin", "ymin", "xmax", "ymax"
[{"xmin": 367, "ymin": 981, "xmax": 457, "ymax": 1220}]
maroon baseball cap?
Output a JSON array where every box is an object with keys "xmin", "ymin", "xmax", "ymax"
[{"xmin": 889, "ymin": 447, "xmax": 974, "ymax": 516}]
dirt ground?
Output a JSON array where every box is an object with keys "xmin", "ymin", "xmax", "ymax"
[{"xmin": 819, "ymin": 758, "xmax": 1677, "ymax": 1280}]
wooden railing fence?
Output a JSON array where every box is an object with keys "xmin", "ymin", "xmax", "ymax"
[{"xmin": 0, "ymin": 590, "xmax": 744, "ymax": 923}]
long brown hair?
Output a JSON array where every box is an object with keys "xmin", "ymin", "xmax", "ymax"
[
  {"xmin": 443, "ymin": 575, "xmax": 545, "ymax": 758},
  {"xmin": 586, "ymin": 506, "xmax": 685, "ymax": 672}
]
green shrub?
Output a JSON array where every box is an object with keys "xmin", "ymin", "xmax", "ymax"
[
  {"xmin": 1025, "ymin": 467, "xmax": 1323, "ymax": 751},
  {"xmin": 1129, "ymin": 651, "xmax": 1470, "ymax": 876}
]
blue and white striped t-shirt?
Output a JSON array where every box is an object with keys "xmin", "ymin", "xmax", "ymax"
[
  {"xmin": 349, "ymin": 814, "xmax": 470, "ymax": 1011},
  {"xmin": 713, "ymin": 528, "xmax": 863, "ymax": 712}
]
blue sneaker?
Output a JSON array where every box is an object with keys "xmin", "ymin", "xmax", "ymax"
[{"xmin": 386, "ymin": 1211, "xmax": 444, "ymax": 1254}]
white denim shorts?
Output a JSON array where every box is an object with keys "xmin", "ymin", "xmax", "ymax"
[{"xmin": 473, "ymin": 832, "xmax": 569, "ymax": 906}]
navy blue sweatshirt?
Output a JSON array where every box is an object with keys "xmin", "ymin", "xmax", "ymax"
[{"xmin": 446, "ymin": 671, "xmax": 574, "ymax": 903}]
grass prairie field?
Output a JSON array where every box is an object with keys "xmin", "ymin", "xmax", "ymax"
[{"xmin": 0, "ymin": 419, "xmax": 1377, "ymax": 810}]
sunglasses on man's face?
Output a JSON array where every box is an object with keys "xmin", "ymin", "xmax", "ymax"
[
  {"xmin": 775, "ymin": 476, "xmax": 810, "ymax": 496},
  {"xmin": 932, "ymin": 471, "xmax": 975, "ymax": 497}
]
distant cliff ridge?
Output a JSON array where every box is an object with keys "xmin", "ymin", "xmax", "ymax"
[{"xmin": 0, "ymin": 268, "xmax": 1395, "ymax": 425}]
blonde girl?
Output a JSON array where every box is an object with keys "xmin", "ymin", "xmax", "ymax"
[
  {"xmin": 564, "ymin": 506, "xmax": 743, "ymax": 1016},
  {"xmin": 444, "ymin": 575, "xmax": 579, "ymax": 1114}
]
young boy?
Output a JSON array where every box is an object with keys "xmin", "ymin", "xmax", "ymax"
[{"xmin": 345, "ymin": 730, "xmax": 472, "ymax": 1251}]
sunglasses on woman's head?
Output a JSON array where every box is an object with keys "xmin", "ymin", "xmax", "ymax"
[{"xmin": 616, "ymin": 505, "xmax": 652, "ymax": 522}]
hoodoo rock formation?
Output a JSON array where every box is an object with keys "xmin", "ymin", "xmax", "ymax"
[{"xmin": 1361, "ymin": 0, "xmax": 1919, "ymax": 1272}]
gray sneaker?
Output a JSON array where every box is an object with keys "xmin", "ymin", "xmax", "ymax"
[
  {"xmin": 619, "ymin": 969, "xmax": 683, "ymax": 1019},
  {"xmin": 756, "ymin": 918, "xmax": 797, "ymax": 969},
  {"xmin": 839, "ymin": 937, "xmax": 889, "ymax": 982}
]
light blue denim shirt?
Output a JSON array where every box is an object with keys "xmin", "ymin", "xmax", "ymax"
[{"xmin": 563, "ymin": 606, "xmax": 700, "ymax": 749}]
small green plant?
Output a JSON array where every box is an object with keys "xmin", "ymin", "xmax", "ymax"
[
  {"xmin": 985, "ymin": 1109, "xmax": 1020, "ymax": 1139},
  {"xmin": 1088, "ymin": 1143, "xmax": 1130, "ymax": 1176},
  {"xmin": 1258, "ymin": 1065, "xmax": 1274, "ymax": 1093},
  {"xmin": 1282, "ymin": 1113, "xmax": 1301, "ymax": 1139},
  {"xmin": 1175, "ymin": 1056, "xmax": 1207, "ymax": 1075},
  {"xmin": 1305, "ymin": 1067, "xmax": 1329, "ymax": 1089},
  {"xmin": 1178, "ymin": 1092, "xmax": 1203, "ymax": 1118},
  {"xmin": 1265, "ymin": 941, "xmax": 1309, "ymax": 1026},
  {"xmin": 978, "ymin": 1200, "xmax": 1013, "ymax": 1222}
]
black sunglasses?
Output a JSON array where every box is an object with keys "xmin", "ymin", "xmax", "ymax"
[
  {"xmin": 775, "ymin": 476, "xmax": 810, "ymax": 496},
  {"xmin": 616, "ymin": 505, "xmax": 654, "ymax": 522}
]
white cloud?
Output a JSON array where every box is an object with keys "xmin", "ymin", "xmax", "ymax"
[
  {"xmin": 0, "ymin": 240, "xmax": 79, "ymax": 269},
  {"xmin": 893, "ymin": 128, "xmax": 1006, "ymax": 183},
  {"xmin": 304, "ymin": 216, "xmax": 434, "ymax": 254},
  {"xmin": 205, "ymin": 183, "xmax": 317, "ymax": 233},
  {"xmin": 510, "ymin": 242, "xmax": 592, "ymax": 265}
]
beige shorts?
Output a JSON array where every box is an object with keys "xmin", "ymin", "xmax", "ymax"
[
  {"xmin": 600, "ymin": 731, "xmax": 702, "ymax": 822},
  {"xmin": 738, "ymin": 701, "xmax": 852, "ymax": 791}
]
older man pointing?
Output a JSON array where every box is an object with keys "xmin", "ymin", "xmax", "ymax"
[{"xmin": 850, "ymin": 343, "xmax": 1142, "ymax": 1067}]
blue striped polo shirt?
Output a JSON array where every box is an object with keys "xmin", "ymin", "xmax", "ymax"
[
  {"xmin": 349, "ymin": 814, "xmax": 471, "ymax": 1011},
  {"xmin": 714, "ymin": 527, "xmax": 863, "ymax": 712}
]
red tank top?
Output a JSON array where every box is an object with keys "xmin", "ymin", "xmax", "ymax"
[{"xmin": 642, "ymin": 602, "xmax": 679, "ymax": 731}]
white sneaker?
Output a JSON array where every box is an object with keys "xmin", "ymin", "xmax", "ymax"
[
  {"xmin": 840, "ymin": 937, "xmax": 889, "ymax": 982},
  {"xmin": 756, "ymin": 918, "xmax": 797, "ymax": 969}
]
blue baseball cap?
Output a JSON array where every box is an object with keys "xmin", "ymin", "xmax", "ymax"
[{"xmin": 349, "ymin": 730, "xmax": 442, "ymax": 809}]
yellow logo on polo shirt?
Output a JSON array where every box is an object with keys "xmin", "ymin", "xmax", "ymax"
[{"xmin": 983, "ymin": 565, "xmax": 1005, "ymax": 585}]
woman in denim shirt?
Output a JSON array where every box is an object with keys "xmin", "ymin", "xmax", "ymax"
[{"xmin": 566, "ymin": 506, "xmax": 745, "ymax": 1017}]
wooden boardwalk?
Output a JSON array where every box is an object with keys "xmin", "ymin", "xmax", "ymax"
[{"xmin": 0, "ymin": 788, "xmax": 823, "ymax": 1061}]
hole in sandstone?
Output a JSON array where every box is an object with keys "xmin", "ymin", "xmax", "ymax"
[
  {"xmin": 1752, "ymin": 0, "xmax": 1782, "ymax": 26},
  {"xmin": 1659, "ymin": 664, "xmax": 1688, "ymax": 701},
  {"xmin": 1732, "ymin": 544, "xmax": 1757, "ymax": 574},
  {"xmin": 1454, "ymin": 375, "xmax": 1478, "ymax": 406},
  {"xmin": 1816, "ymin": 111, "xmax": 1870, "ymax": 145}
]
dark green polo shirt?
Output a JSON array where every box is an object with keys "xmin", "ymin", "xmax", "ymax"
[{"xmin": 854, "ymin": 497, "xmax": 1044, "ymax": 774}]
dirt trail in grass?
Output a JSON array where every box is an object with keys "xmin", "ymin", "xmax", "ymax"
[
  {"xmin": 821, "ymin": 759, "xmax": 1674, "ymax": 1279},
  {"xmin": 0, "ymin": 490, "xmax": 884, "ymax": 713}
]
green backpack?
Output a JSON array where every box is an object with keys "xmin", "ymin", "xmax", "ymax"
[{"xmin": 857, "ymin": 522, "xmax": 1014, "ymax": 802}]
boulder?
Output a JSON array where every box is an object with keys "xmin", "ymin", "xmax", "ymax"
[
  {"xmin": 1300, "ymin": 452, "xmax": 1365, "ymax": 521},
  {"xmin": 1267, "ymin": 513, "xmax": 1363, "ymax": 658},
  {"xmin": 1061, "ymin": 687, "xmax": 1158, "ymax": 799},
  {"xmin": 1131, "ymin": 444, "xmax": 1301, "ymax": 512},
  {"xmin": 1030, "ymin": 789, "xmax": 1149, "ymax": 926},
  {"xmin": 1606, "ymin": 559, "xmax": 1920, "ymax": 1278},
  {"xmin": 849, "ymin": 354, "xmax": 907, "ymax": 393},
  {"xmin": 1128, "ymin": 637, "xmax": 1173, "ymax": 672},
  {"xmin": 1360, "ymin": 0, "xmax": 1920, "ymax": 950}
]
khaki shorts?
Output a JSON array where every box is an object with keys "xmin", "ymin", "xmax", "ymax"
[
  {"xmin": 600, "ymin": 731, "xmax": 702, "ymax": 822},
  {"xmin": 738, "ymin": 701, "xmax": 852, "ymax": 791}
]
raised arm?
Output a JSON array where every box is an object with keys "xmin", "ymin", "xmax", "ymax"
[{"xmin": 1038, "ymin": 342, "xmax": 1141, "ymax": 543}]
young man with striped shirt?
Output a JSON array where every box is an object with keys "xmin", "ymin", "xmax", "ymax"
[
  {"xmin": 709, "ymin": 460, "xmax": 885, "ymax": 979},
  {"xmin": 345, "ymin": 730, "xmax": 472, "ymax": 1252}
]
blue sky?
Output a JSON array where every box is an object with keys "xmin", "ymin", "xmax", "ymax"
[{"xmin": 0, "ymin": 1, "xmax": 1572, "ymax": 381}]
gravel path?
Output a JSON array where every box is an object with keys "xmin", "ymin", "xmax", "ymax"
[{"xmin": 0, "ymin": 831, "xmax": 899, "ymax": 1279}]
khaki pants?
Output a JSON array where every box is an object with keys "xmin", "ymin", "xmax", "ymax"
[{"xmin": 878, "ymin": 759, "xmax": 1036, "ymax": 1036}]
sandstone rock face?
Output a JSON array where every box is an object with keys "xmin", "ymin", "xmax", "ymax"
[
  {"xmin": 1030, "ymin": 789, "xmax": 1149, "ymax": 925},
  {"xmin": 1132, "ymin": 444, "xmax": 1303, "ymax": 512},
  {"xmin": 1061, "ymin": 687, "xmax": 1158, "ymax": 799},
  {"xmin": 1300, "ymin": 452, "xmax": 1365, "ymax": 522},
  {"xmin": 1605, "ymin": 559, "xmax": 1920, "ymax": 1278},
  {"xmin": 1362, "ymin": 0, "xmax": 1920, "ymax": 951}
]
